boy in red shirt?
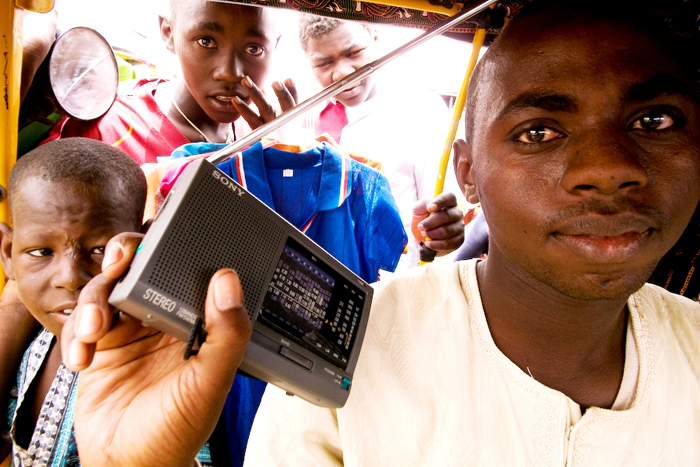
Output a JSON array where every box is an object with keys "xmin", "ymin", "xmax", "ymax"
[{"xmin": 44, "ymin": 0, "xmax": 297, "ymax": 165}]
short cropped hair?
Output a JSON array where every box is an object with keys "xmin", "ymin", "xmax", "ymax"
[
  {"xmin": 463, "ymin": 0, "xmax": 700, "ymax": 145},
  {"xmin": 9, "ymin": 137, "xmax": 147, "ymax": 227},
  {"xmin": 298, "ymin": 14, "xmax": 376, "ymax": 53}
]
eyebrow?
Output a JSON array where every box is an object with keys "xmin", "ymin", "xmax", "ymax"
[
  {"xmin": 310, "ymin": 43, "xmax": 364, "ymax": 62},
  {"xmin": 627, "ymin": 75, "xmax": 698, "ymax": 102},
  {"xmin": 194, "ymin": 23, "xmax": 271, "ymax": 42},
  {"xmin": 497, "ymin": 92, "xmax": 579, "ymax": 121},
  {"xmin": 195, "ymin": 21, "xmax": 223, "ymax": 33}
]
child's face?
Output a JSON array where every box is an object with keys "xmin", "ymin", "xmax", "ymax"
[
  {"xmin": 306, "ymin": 23, "xmax": 379, "ymax": 107},
  {"xmin": 0, "ymin": 178, "xmax": 139, "ymax": 336},
  {"xmin": 455, "ymin": 18, "xmax": 700, "ymax": 300},
  {"xmin": 162, "ymin": 1, "xmax": 280, "ymax": 124}
]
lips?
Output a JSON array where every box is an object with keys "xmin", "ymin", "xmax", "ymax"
[
  {"xmin": 338, "ymin": 83, "xmax": 362, "ymax": 99},
  {"xmin": 209, "ymin": 92, "xmax": 248, "ymax": 112},
  {"xmin": 49, "ymin": 307, "xmax": 74, "ymax": 320},
  {"xmin": 552, "ymin": 214, "xmax": 656, "ymax": 262}
]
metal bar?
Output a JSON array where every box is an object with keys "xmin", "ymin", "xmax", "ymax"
[{"xmin": 207, "ymin": 0, "xmax": 498, "ymax": 165}]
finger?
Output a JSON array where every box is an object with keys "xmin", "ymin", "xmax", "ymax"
[
  {"xmin": 241, "ymin": 75, "xmax": 277, "ymax": 123},
  {"xmin": 61, "ymin": 311, "xmax": 92, "ymax": 371},
  {"xmin": 412, "ymin": 198, "xmax": 431, "ymax": 218},
  {"xmin": 61, "ymin": 232, "xmax": 144, "ymax": 370},
  {"xmin": 284, "ymin": 78, "xmax": 298, "ymax": 107},
  {"xmin": 189, "ymin": 269, "xmax": 252, "ymax": 408},
  {"xmin": 425, "ymin": 192, "xmax": 458, "ymax": 213},
  {"xmin": 61, "ymin": 272, "xmax": 117, "ymax": 370},
  {"xmin": 424, "ymin": 233, "xmax": 464, "ymax": 254},
  {"xmin": 418, "ymin": 205, "xmax": 465, "ymax": 233},
  {"xmin": 101, "ymin": 232, "xmax": 144, "ymax": 280},
  {"xmin": 272, "ymin": 79, "xmax": 297, "ymax": 113},
  {"xmin": 232, "ymin": 96, "xmax": 264, "ymax": 130}
]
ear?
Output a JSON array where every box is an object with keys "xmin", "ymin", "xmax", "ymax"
[
  {"xmin": 0, "ymin": 223, "xmax": 15, "ymax": 281},
  {"xmin": 453, "ymin": 139, "xmax": 480, "ymax": 204},
  {"xmin": 159, "ymin": 15, "xmax": 176, "ymax": 55}
]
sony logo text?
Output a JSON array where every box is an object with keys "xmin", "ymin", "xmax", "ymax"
[{"xmin": 212, "ymin": 171, "xmax": 245, "ymax": 197}]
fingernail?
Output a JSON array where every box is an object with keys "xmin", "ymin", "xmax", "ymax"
[
  {"xmin": 78, "ymin": 304, "xmax": 103, "ymax": 336},
  {"xmin": 232, "ymin": 96, "xmax": 243, "ymax": 104},
  {"xmin": 68, "ymin": 339, "xmax": 88, "ymax": 367},
  {"xmin": 214, "ymin": 270, "xmax": 242, "ymax": 310},
  {"xmin": 420, "ymin": 230, "xmax": 427, "ymax": 238},
  {"xmin": 242, "ymin": 76, "xmax": 253, "ymax": 88},
  {"xmin": 102, "ymin": 244, "xmax": 123, "ymax": 270},
  {"xmin": 285, "ymin": 78, "xmax": 295, "ymax": 88},
  {"xmin": 428, "ymin": 203, "xmax": 438, "ymax": 212},
  {"xmin": 272, "ymin": 81, "xmax": 283, "ymax": 91}
]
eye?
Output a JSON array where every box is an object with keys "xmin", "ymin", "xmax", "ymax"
[
  {"xmin": 516, "ymin": 127, "xmax": 563, "ymax": 144},
  {"xmin": 631, "ymin": 112, "xmax": 676, "ymax": 131},
  {"xmin": 196, "ymin": 37, "xmax": 216, "ymax": 49},
  {"xmin": 313, "ymin": 61, "xmax": 330, "ymax": 69},
  {"xmin": 347, "ymin": 48, "xmax": 365, "ymax": 57},
  {"xmin": 27, "ymin": 248, "xmax": 52, "ymax": 257},
  {"xmin": 244, "ymin": 44, "xmax": 265, "ymax": 56},
  {"xmin": 91, "ymin": 246, "xmax": 106, "ymax": 255}
]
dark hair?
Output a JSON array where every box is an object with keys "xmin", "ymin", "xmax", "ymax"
[
  {"xmin": 9, "ymin": 137, "xmax": 147, "ymax": 227},
  {"xmin": 298, "ymin": 14, "xmax": 375, "ymax": 53},
  {"xmin": 463, "ymin": 0, "xmax": 700, "ymax": 145}
]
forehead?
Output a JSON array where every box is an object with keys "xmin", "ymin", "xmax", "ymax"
[
  {"xmin": 11, "ymin": 178, "xmax": 131, "ymax": 229},
  {"xmin": 472, "ymin": 18, "xmax": 695, "ymax": 137},
  {"xmin": 174, "ymin": 1, "xmax": 278, "ymax": 40},
  {"xmin": 306, "ymin": 23, "xmax": 374, "ymax": 56}
]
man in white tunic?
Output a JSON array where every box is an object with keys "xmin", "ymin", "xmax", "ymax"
[{"xmin": 58, "ymin": 1, "xmax": 700, "ymax": 466}]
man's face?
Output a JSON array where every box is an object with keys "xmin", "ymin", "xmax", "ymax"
[
  {"xmin": 162, "ymin": 2, "xmax": 279, "ymax": 123},
  {"xmin": 0, "ymin": 179, "xmax": 138, "ymax": 336},
  {"xmin": 306, "ymin": 23, "xmax": 378, "ymax": 107},
  {"xmin": 456, "ymin": 18, "xmax": 700, "ymax": 300}
]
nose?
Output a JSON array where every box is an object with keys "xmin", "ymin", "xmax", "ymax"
[
  {"xmin": 51, "ymin": 255, "xmax": 92, "ymax": 291},
  {"xmin": 560, "ymin": 126, "xmax": 648, "ymax": 196},
  {"xmin": 330, "ymin": 60, "xmax": 357, "ymax": 83},
  {"xmin": 212, "ymin": 51, "xmax": 243, "ymax": 83}
]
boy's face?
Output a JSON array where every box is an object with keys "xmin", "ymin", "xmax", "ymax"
[
  {"xmin": 305, "ymin": 22, "xmax": 378, "ymax": 107},
  {"xmin": 455, "ymin": 18, "xmax": 700, "ymax": 300},
  {"xmin": 162, "ymin": 2, "xmax": 280, "ymax": 124},
  {"xmin": 0, "ymin": 179, "xmax": 139, "ymax": 336}
]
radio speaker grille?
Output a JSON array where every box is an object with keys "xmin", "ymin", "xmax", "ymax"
[{"xmin": 148, "ymin": 170, "xmax": 285, "ymax": 316}]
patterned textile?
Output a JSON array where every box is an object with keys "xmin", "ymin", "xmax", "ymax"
[
  {"xmin": 6, "ymin": 329, "xmax": 79, "ymax": 467},
  {"xmin": 4, "ymin": 329, "xmax": 212, "ymax": 467},
  {"xmin": 649, "ymin": 206, "xmax": 700, "ymax": 301},
  {"xmin": 217, "ymin": 0, "xmax": 700, "ymax": 47}
]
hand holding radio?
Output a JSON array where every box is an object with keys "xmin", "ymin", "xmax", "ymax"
[{"xmin": 61, "ymin": 233, "xmax": 252, "ymax": 467}]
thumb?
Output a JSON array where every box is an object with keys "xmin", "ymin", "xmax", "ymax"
[{"xmin": 196, "ymin": 269, "xmax": 252, "ymax": 382}]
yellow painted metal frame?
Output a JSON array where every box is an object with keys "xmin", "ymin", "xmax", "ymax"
[{"xmin": 0, "ymin": 0, "xmax": 54, "ymax": 288}]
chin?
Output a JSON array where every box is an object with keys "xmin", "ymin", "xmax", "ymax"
[{"xmin": 548, "ymin": 269, "xmax": 653, "ymax": 301}]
